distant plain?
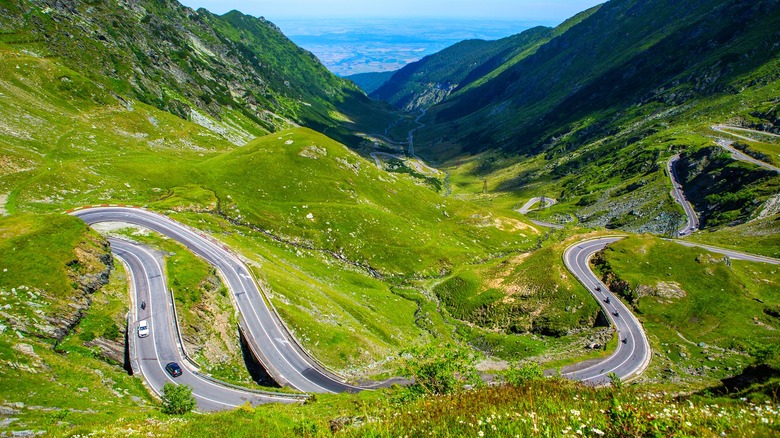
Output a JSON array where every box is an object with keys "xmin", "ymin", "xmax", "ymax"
[{"xmin": 275, "ymin": 18, "xmax": 546, "ymax": 75}]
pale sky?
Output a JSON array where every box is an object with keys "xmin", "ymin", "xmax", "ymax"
[{"xmin": 178, "ymin": 0, "xmax": 603, "ymax": 21}]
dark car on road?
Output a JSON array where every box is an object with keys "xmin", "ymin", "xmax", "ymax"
[{"xmin": 165, "ymin": 362, "xmax": 182, "ymax": 377}]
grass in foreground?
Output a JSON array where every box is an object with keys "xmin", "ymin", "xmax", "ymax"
[{"xmin": 83, "ymin": 378, "xmax": 779, "ymax": 437}]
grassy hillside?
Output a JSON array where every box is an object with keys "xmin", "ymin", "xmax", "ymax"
[
  {"xmin": 424, "ymin": 0, "xmax": 775, "ymax": 153},
  {"xmin": 0, "ymin": 214, "xmax": 157, "ymax": 434},
  {"xmin": 371, "ymin": 5, "xmax": 603, "ymax": 114},
  {"xmin": 423, "ymin": 232, "xmax": 625, "ymax": 368},
  {"xmin": 433, "ymin": 237, "xmax": 601, "ymax": 341},
  {"xmin": 0, "ymin": 214, "xmax": 112, "ymax": 340},
  {"xmin": 45, "ymin": 379, "xmax": 780, "ymax": 437},
  {"xmin": 370, "ymin": 29, "xmax": 551, "ymax": 112},
  {"xmin": 201, "ymin": 128, "xmax": 537, "ymax": 276},
  {"xmin": 595, "ymin": 235, "xmax": 780, "ymax": 387},
  {"xmin": 688, "ymin": 213, "xmax": 780, "ymax": 258},
  {"xmin": 675, "ymin": 146, "xmax": 780, "ymax": 228},
  {"xmin": 345, "ymin": 71, "xmax": 395, "ymax": 95},
  {"xmin": 401, "ymin": 0, "xmax": 780, "ymax": 236},
  {"xmin": 0, "ymin": 0, "xmax": 394, "ymax": 147},
  {"xmin": 0, "ymin": 35, "xmax": 543, "ymax": 378}
]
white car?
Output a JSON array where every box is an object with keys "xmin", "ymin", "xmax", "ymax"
[{"xmin": 137, "ymin": 319, "xmax": 150, "ymax": 338}]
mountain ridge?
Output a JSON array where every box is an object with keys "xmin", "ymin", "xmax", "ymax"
[
  {"xmin": 0, "ymin": 0, "xmax": 389, "ymax": 147},
  {"xmin": 423, "ymin": 0, "xmax": 780, "ymax": 155},
  {"xmin": 368, "ymin": 0, "xmax": 780, "ymax": 236},
  {"xmin": 369, "ymin": 4, "xmax": 605, "ymax": 113}
]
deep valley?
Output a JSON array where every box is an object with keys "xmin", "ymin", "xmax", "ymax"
[{"xmin": 0, "ymin": 0, "xmax": 779, "ymax": 436}]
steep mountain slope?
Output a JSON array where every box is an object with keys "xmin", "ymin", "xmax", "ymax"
[
  {"xmin": 0, "ymin": 30, "xmax": 543, "ymax": 384},
  {"xmin": 370, "ymin": 32, "xmax": 548, "ymax": 112},
  {"xmin": 345, "ymin": 71, "xmax": 395, "ymax": 94},
  {"xmin": 370, "ymin": 6, "xmax": 602, "ymax": 113},
  {"xmin": 397, "ymin": 0, "xmax": 780, "ymax": 235},
  {"xmin": 0, "ymin": 0, "xmax": 390, "ymax": 146},
  {"xmin": 422, "ymin": 0, "xmax": 780, "ymax": 156}
]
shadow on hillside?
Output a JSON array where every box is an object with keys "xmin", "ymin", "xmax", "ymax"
[
  {"xmin": 240, "ymin": 330, "xmax": 280, "ymax": 388},
  {"xmin": 494, "ymin": 169, "xmax": 539, "ymax": 193},
  {"xmin": 698, "ymin": 364, "xmax": 780, "ymax": 400}
]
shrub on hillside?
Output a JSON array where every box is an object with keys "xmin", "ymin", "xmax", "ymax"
[
  {"xmin": 399, "ymin": 344, "xmax": 481, "ymax": 399},
  {"xmin": 502, "ymin": 362, "xmax": 544, "ymax": 386},
  {"xmin": 161, "ymin": 382, "xmax": 196, "ymax": 415}
]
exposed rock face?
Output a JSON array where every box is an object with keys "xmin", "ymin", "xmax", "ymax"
[
  {"xmin": 47, "ymin": 236, "xmax": 114, "ymax": 342},
  {"xmin": 676, "ymin": 147, "xmax": 777, "ymax": 228},
  {"xmin": 85, "ymin": 337, "xmax": 126, "ymax": 365},
  {"xmin": 636, "ymin": 282, "xmax": 687, "ymax": 300}
]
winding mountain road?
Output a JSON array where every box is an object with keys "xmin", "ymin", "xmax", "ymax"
[
  {"xmin": 516, "ymin": 197, "xmax": 558, "ymax": 214},
  {"xmin": 711, "ymin": 125, "xmax": 780, "ymax": 173},
  {"xmin": 72, "ymin": 203, "xmax": 780, "ymax": 406},
  {"xmin": 667, "ymin": 155, "xmax": 700, "ymax": 236},
  {"xmin": 73, "ymin": 207, "xmax": 362, "ymax": 403},
  {"xmin": 516, "ymin": 197, "xmax": 564, "ymax": 230},
  {"xmin": 111, "ymin": 238, "xmax": 305, "ymax": 410},
  {"xmin": 562, "ymin": 237, "xmax": 651, "ymax": 385},
  {"xmin": 560, "ymin": 235, "xmax": 780, "ymax": 386},
  {"xmin": 76, "ymin": 206, "xmax": 651, "ymax": 401},
  {"xmin": 669, "ymin": 240, "xmax": 780, "ymax": 265},
  {"xmin": 407, "ymin": 108, "xmax": 426, "ymax": 157}
]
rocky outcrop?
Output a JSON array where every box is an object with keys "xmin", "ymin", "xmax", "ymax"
[
  {"xmin": 46, "ymin": 236, "xmax": 114, "ymax": 342},
  {"xmin": 85, "ymin": 337, "xmax": 125, "ymax": 365},
  {"xmin": 591, "ymin": 249, "xmax": 636, "ymax": 306},
  {"xmin": 676, "ymin": 147, "xmax": 778, "ymax": 228},
  {"xmin": 636, "ymin": 282, "xmax": 687, "ymax": 301}
]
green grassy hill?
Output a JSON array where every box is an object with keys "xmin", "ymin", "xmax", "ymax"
[
  {"xmin": 594, "ymin": 235, "xmax": 780, "ymax": 387},
  {"xmin": 0, "ymin": 27, "xmax": 539, "ymax": 384},
  {"xmin": 370, "ymin": 30, "xmax": 551, "ymax": 112},
  {"xmin": 345, "ymin": 71, "xmax": 395, "ymax": 95},
  {"xmin": 0, "ymin": 214, "xmax": 158, "ymax": 433},
  {"xmin": 1, "ymin": 0, "xmax": 780, "ymax": 435},
  {"xmin": 390, "ymin": 0, "xmax": 780, "ymax": 236},
  {"xmin": 370, "ymin": 6, "xmax": 603, "ymax": 113},
  {"xmin": 424, "ymin": 0, "xmax": 778, "ymax": 154},
  {"xmin": 0, "ymin": 0, "xmax": 393, "ymax": 147}
]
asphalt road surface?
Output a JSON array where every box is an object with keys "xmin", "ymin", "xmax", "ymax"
[
  {"xmin": 561, "ymin": 236, "xmax": 780, "ymax": 386},
  {"xmin": 111, "ymin": 239, "xmax": 304, "ymax": 410},
  {"xmin": 667, "ymin": 155, "xmax": 700, "ymax": 236},
  {"xmin": 670, "ymin": 240, "xmax": 780, "ymax": 265},
  {"xmin": 516, "ymin": 197, "xmax": 558, "ymax": 214},
  {"xmin": 74, "ymin": 207, "xmax": 361, "ymax": 397},
  {"xmin": 76, "ymin": 205, "xmax": 778, "ymax": 404},
  {"xmin": 716, "ymin": 139, "xmax": 780, "ymax": 174},
  {"xmin": 711, "ymin": 126, "xmax": 780, "ymax": 173},
  {"xmin": 516, "ymin": 197, "xmax": 563, "ymax": 229},
  {"xmin": 562, "ymin": 237, "xmax": 651, "ymax": 385}
]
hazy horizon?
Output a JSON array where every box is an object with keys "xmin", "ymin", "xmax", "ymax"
[
  {"xmin": 274, "ymin": 18, "xmax": 543, "ymax": 76},
  {"xmin": 177, "ymin": 1, "xmax": 603, "ymax": 76},
  {"xmin": 178, "ymin": 0, "xmax": 602, "ymax": 23}
]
